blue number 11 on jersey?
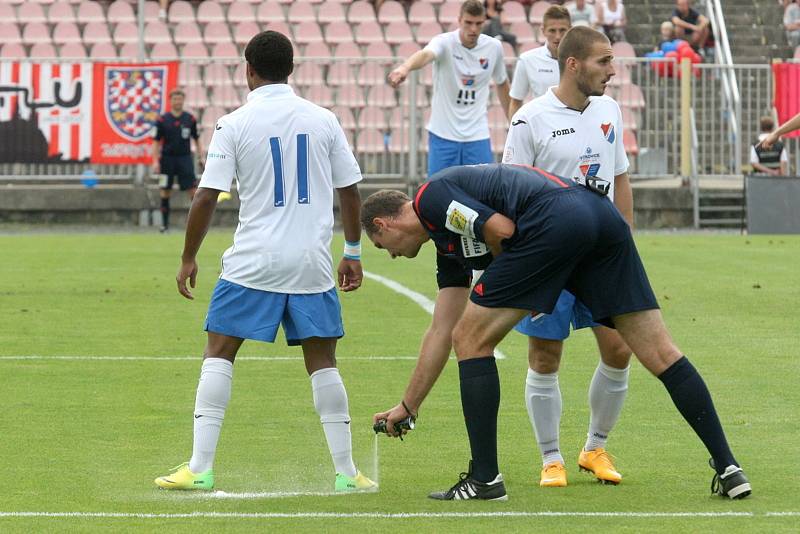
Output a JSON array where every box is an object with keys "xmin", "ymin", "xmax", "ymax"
[{"xmin": 269, "ymin": 134, "xmax": 310, "ymax": 207}]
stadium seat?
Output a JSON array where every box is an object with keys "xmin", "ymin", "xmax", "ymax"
[
  {"xmin": 621, "ymin": 106, "xmax": 638, "ymax": 131},
  {"xmin": 502, "ymin": 41, "xmax": 516, "ymax": 58},
  {"xmin": 0, "ymin": 4, "xmax": 15, "ymax": 25},
  {"xmin": 108, "ymin": 22, "xmax": 136, "ymax": 45},
  {"xmin": 622, "ymin": 128, "xmax": 639, "ymax": 155},
  {"xmin": 200, "ymin": 106, "xmax": 225, "ymax": 130},
  {"xmin": 304, "ymin": 41, "xmax": 333, "ymax": 62},
  {"xmin": 184, "ymin": 85, "xmax": 209, "ymax": 108},
  {"xmin": 529, "ymin": 1, "xmax": 550, "ymax": 26},
  {"xmin": 510, "ymin": 22, "xmax": 537, "ymax": 45},
  {"xmin": 358, "ymin": 106, "xmax": 389, "ymax": 130},
  {"xmin": 360, "ymin": 62, "xmax": 388, "ymax": 85},
  {"xmin": 255, "ymin": 2, "xmax": 284, "ymax": 24},
  {"xmin": 232, "ymin": 21, "xmax": 261, "ymax": 47},
  {"xmin": 357, "ymin": 128, "xmax": 389, "ymax": 153},
  {"xmin": 0, "ymin": 22, "xmax": 22, "ymax": 44},
  {"xmin": 337, "ymin": 85, "xmax": 366, "ymax": 108},
  {"xmin": 399, "ymin": 84, "xmax": 429, "ymax": 107},
  {"xmin": 317, "ymin": 3, "xmax": 346, "ymax": 25},
  {"xmin": 612, "ymin": 41, "xmax": 636, "ymax": 59},
  {"xmin": 226, "ymin": 2, "xmax": 254, "ymax": 23},
  {"xmin": 106, "ymin": 1, "xmax": 135, "ymax": 24},
  {"xmin": 384, "ymin": 21, "xmax": 413, "ymax": 46},
  {"xmin": 378, "ymin": 1, "xmax": 406, "ymax": 24},
  {"xmin": 167, "ymin": 0, "xmax": 195, "ymax": 23},
  {"xmin": 204, "ymin": 63, "xmax": 233, "ymax": 86},
  {"xmin": 293, "ymin": 21, "xmax": 324, "ymax": 44},
  {"xmin": 59, "ymin": 42, "xmax": 87, "ymax": 58},
  {"xmin": 181, "ymin": 44, "xmax": 211, "ymax": 61},
  {"xmin": 293, "ymin": 62, "xmax": 326, "ymax": 86},
  {"xmin": 333, "ymin": 41, "xmax": 363, "ymax": 59},
  {"xmin": 52, "ymin": 21, "xmax": 82, "ymax": 44},
  {"xmin": 0, "ymin": 43, "xmax": 27, "ymax": 59},
  {"xmin": 17, "ymin": 3, "xmax": 47, "ymax": 24},
  {"xmin": 144, "ymin": 21, "xmax": 171, "ymax": 44},
  {"xmin": 347, "ymin": 1, "xmax": 376, "ymax": 24},
  {"xmin": 330, "ymin": 106, "xmax": 357, "ymax": 131},
  {"xmin": 519, "ymin": 41, "xmax": 542, "ymax": 54},
  {"xmin": 117, "ymin": 41, "xmax": 141, "ymax": 59},
  {"xmin": 179, "ymin": 63, "xmax": 203, "ymax": 87},
  {"xmin": 420, "ymin": 63, "xmax": 433, "ymax": 86},
  {"xmin": 264, "ymin": 21, "xmax": 293, "ymax": 40},
  {"xmin": 365, "ymin": 41, "xmax": 393, "ymax": 61},
  {"xmin": 415, "ymin": 21, "xmax": 442, "ymax": 44},
  {"xmin": 617, "ymin": 83, "xmax": 645, "ymax": 110},
  {"xmin": 89, "ymin": 42, "xmax": 117, "ymax": 58},
  {"xmin": 197, "ymin": 1, "xmax": 225, "ymax": 24},
  {"xmin": 209, "ymin": 86, "xmax": 242, "ymax": 108},
  {"xmin": 47, "ymin": 2, "xmax": 76, "ymax": 24},
  {"xmin": 30, "ymin": 42, "xmax": 58, "ymax": 58},
  {"xmin": 76, "ymin": 1, "xmax": 105, "ymax": 24},
  {"xmin": 395, "ymin": 40, "xmax": 421, "ymax": 58},
  {"xmin": 174, "ymin": 22, "xmax": 203, "ymax": 45},
  {"xmin": 232, "ymin": 62, "xmax": 248, "ymax": 86},
  {"xmin": 301, "ymin": 85, "xmax": 335, "ymax": 108},
  {"xmin": 368, "ymin": 84, "xmax": 398, "ymax": 108},
  {"xmin": 203, "ymin": 22, "xmax": 233, "ymax": 44},
  {"xmin": 500, "ymin": 1, "xmax": 527, "ymax": 24},
  {"xmin": 324, "ymin": 21, "xmax": 354, "ymax": 45},
  {"xmin": 438, "ymin": 2, "xmax": 461, "ymax": 29},
  {"xmin": 408, "ymin": 2, "xmax": 437, "ymax": 25},
  {"xmin": 141, "ymin": 1, "xmax": 162, "ymax": 22},
  {"xmin": 608, "ymin": 63, "xmax": 631, "ymax": 87},
  {"xmin": 353, "ymin": 21, "xmax": 384, "ymax": 45},
  {"xmin": 150, "ymin": 42, "xmax": 178, "ymax": 59},
  {"xmin": 327, "ymin": 62, "xmax": 356, "ymax": 86},
  {"xmin": 21, "ymin": 23, "xmax": 50, "ymax": 45},
  {"xmin": 288, "ymin": 2, "xmax": 316, "ymax": 24},
  {"xmin": 211, "ymin": 42, "xmax": 238, "ymax": 57}
]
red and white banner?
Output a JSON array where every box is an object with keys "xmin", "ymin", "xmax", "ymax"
[
  {"xmin": 91, "ymin": 62, "xmax": 178, "ymax": 164},
  {"xmin": 773, "ymin": 63, "xmax": 800, "ymax": 139},
  {"xmin": 0, "ymin": 61, "xmax": 178, "ymax": 164}
]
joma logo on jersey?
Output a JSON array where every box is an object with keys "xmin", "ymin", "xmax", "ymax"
[{"xmin": 551, "ymin": 128, "xmax": 575, "ymax": 138}]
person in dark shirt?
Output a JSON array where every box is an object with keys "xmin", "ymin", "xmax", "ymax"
[
  {"xmin": 151, "ymin": 88, "xmax": 203, "ymax": 232},
  {"xmin": 362, "ymin": 163, "xmax": 751, "ymax": 502},
  {"xmin": 671, "ymin": 0, "xmax": 710, "ymax": 50}
]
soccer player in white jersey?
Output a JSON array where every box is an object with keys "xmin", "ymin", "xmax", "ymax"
[
  {"xmin": 388, "ymin": 0, "xmax": 511, "ymax": 175},
  {"xmin": 154, "ymin": 31, "xmax": 376, "ymax": 493},
  {"xmin": 503, "ymin": 26, "xmax": 634, "ymax": 488},
  {"xmin": 508, "ymin": 5, "xmax": 570, "ymax": 118}
]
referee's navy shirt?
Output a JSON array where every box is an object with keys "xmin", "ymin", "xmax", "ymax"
[{"xmin": 154, "ymin": 111, "xmax": 198, "ymax": 157}]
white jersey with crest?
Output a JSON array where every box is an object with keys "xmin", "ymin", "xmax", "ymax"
[
  {"xmin": 199, "ymin": 84, "xmax": 362, "ymax": 294},
  {"xmin": 509, "ymin": 45, "xmax": 559, "ymax": 101},
  {"xmin": 502, "ymin": 88, "xmax": 628, "ymax": 199},
  {"xmin": 424, "ymin": 31, "xmax": 508, "ymax": 142}
]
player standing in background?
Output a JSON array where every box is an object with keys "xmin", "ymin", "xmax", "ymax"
[
  {"xmin": 388, "ymin": 0, "xmax": 511, "ymax": 175},
  {"xmin": 151, "ymin": 89, "xmax": 203, "ymax": 233},
  {"xmin": 503, "ymin": 26, "xmax": 633, "ymax": 488},
  {"xmin": 154, "ymin": 31, "xmax": 376, "ymax": 493},
  {"xmin": 507, "ymin": 5, "xmax": 571, "ymax": 118}
]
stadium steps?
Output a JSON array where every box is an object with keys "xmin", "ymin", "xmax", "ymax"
[{"xmin": 697, "ymin": 189, "xmax": 746, "ymax": 229}]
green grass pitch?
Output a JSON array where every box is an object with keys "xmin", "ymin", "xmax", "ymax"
[{"xmin": 1, "ymin": 230, "xmax": 798, "ymax": 532}]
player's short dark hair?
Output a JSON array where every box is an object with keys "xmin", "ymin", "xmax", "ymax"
[
  {"xmin": 557, "ymin": 26, "xmax": 610, "ymax": 73},
  {"xmin": 760, "ymin": 116, "xmax": 775, "ymax": 132},
  {"xmin": 244, "ymin": 31, "xmax": 294, "ymax": 83},
  {"xmin": 169, "ymin": 88, "xmax": 185, "ymax": 98},
  {"xmin": 460, "ymin": 0, "xmax": 486, "ymax": 19},
  {"xmin": 361, "ymin": 190, "xmax": 411, "ymax": 235},
  {"xmin": 543, "ymin": 5, "xmax": 571, "ymax": 27}
]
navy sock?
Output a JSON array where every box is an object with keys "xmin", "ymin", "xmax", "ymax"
[
  {"xmin": 160, "ymin": 197, "xmax": 170, "ymax": 228},
  {"xmin": 658, "ymin": 356, "xmax": 737, "ymax": 473},
  {"xmin": 458, "ymin": 356, "xmax": 500, "ymax": 483}
]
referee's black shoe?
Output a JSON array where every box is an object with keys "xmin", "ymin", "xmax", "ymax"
[
  {"xmin": 428, "ymin": 461, "xmax": 508, "ymax": 501},
  {"xmin": 710, "ymin": 459, "xmax": 752, "ymax": 499}
]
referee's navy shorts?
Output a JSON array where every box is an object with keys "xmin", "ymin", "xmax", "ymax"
[
  {"xmin": 470, "ymin": 185, "xmax": 659, "ymax": 328},
  {"xmin": 160, "ymin": 154, "xmax": 197, "ymax": 191}
]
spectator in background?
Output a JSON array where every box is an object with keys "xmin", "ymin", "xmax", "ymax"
[
  {"xmin": 159, "ymin": 0, "xmax": 169, "ymax": 21},
  {"xmin": 658, "ymin": 20, "xmax": 676, "ymax": 49},
  {"xmin": 483, "ymin": 0, "xmax": 518, "ymax": 50},
  {"xmin": 752, "ymin": 116, "xmax": 789, "ymax": 175},
  {"xmin": 785, "ymin": 0, "xmax": 800, "ymax": 49},
  {"xmin": 568, "ymin": 0, "xmax": 596, "ymax": 27},
  {"xmin": 595, "ymin": 0, "xmax": 627, "ymax": 43},
  {"xmin": 760, "ymin": 110, "xmax": 800, "ymax": 150},
  {"xmin": 672, "ymin": 0, "xmax": 710, "ymax": 51}
]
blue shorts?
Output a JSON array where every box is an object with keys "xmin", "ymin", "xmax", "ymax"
[
  {"xmin": 514, "ymin": 290, "xmax": 598, "ymax": 340},
  {"xmin": 427, "ymin": 131, "xmax": 494, "ymax": 176},
  {"xmin": 204, "ymin": 279, "xmax": 344, "ymax": 345}
]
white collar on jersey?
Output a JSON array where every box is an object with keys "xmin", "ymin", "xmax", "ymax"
[{"xmin": 247, "ymin": 83, "xmax": 295, "ymax": 102}]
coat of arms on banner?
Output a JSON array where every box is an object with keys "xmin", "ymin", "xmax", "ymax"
[{"xmin": 104, "ymin": 66, "xmax": 167, "ymax": 142}]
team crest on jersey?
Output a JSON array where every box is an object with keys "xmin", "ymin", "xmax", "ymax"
[
  {"xmin": 105, "ymin": 66, "xmax": 168, "ymax": 141},
  {"xmin": 479, "ymin": 58, "xmax": 489, "ymax": 70},
  {"xmin": 600, "ymin": 122, "xmax": 616, "ymax": 144},
  {"xmin": 461, "ymin": 75, "xmax": 475, "ymax": 86},
  {"xmin": 580, "ymin": 163, "xmax": 601, "ymax": 178}
]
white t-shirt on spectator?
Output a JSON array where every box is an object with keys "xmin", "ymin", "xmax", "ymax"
[
  {"xmin": 749, "ymin": 133, "xmax": 789, "ymax": 165},
  {"xmin": 200, "ymin": 84, "xmax": 362, "ymax": 293},
  {"xmin": 509, "ymin": 46, "xmax": 560, "ymax": 102},
  {"xmin": 424, "ymin": 31, "xmax": 508, "ymax": 142},
  {"xmin": 503, "ymin": 88, "xmax": 629, "ymax": 199},
  {"xmin": 568, "ymin": 4, "xmax": 596, "ymax": 26}
]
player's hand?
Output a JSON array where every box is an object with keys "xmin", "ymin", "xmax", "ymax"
[
  {"xmin": 337, "ymin": 258, "xmax": 363, "ymax": 292},
  {"xmin": 758, "ymin": 132, "xmax": 779, "ymax": 150},
  {"xmin": 176, "ymin": 258, "xmax": 198, "ymax": 300},
  {"xmin": 388, "ymin": 66, "xmax": 409, "ymax": 88},
  {"xmin": 373, "ymin": 403, "xmax": 411, "ymax": 438}
]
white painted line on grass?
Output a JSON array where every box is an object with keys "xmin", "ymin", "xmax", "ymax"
[
  {"xmin": 363, "ymin": 270, "xmax": 507, "ymax": 360},
  {"xmin": 0, "ymin": 511, "xmax": 770, "ymax": 520},
  {"xmin": 0, "ymin": 356, "xmax": 418, "ymax": 362}
]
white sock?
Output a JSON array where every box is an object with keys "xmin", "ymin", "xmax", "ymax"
[
  {"xmin": 311, "ymin": 367, "xmax": 357, "ymax": 478},
  {"xmin": 525, "ymin": 368, "xmax": 563, "ymax": 466},
  {"xmin": 584, "ymin": 361, "xmax": 630, "ymax": 451},
  {"xmin": 188, "ymin": 358, "xmax": 233, "ymax": 473}
]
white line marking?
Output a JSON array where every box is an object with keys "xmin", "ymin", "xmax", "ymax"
[
  {"xmin": 0, "ymin": 356, "xmax": 418, "ymax": 362},
  {"xmin": 0, "ymin": 511, "xmax": 772, "ymax": 519},
  {"xmin": 363, "ymin": 270, "xmax": 507, "ymax": 360}
]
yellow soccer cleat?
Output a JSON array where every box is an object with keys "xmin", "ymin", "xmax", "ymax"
[
  {"xmin": 540, "ymin": 461, "xmax": 567, "ymax": 487},
  {"xmin": 154, "ymin": 462, "xmax": 214, "ymax": 491},
  {"xmin": 578, "ymin": 448, "xmax": 622, "ymax": 485},
  {"xmin": 335, "ymin": 471, "xmax": 378, "ymax": 493}
]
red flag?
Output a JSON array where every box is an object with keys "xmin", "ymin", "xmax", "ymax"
[{"xmin": 773, "ymin": 63, "xmax": 800, "ymax": 139}]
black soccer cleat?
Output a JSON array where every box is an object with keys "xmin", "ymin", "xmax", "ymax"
[
  {"xmin": 428, "ymin": 461, "xmax": 508, "ymax": 501},
  {"xmin": 710, "ymin": 459, "xmax": 752, "ymax": 500}
]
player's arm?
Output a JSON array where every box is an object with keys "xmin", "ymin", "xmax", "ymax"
[
  {"xmin": 388, "ymin": 49, "xmax": 436, "ymax": 87},
  {"xmin": 482, "ymin": 213, "xmax": 516, "ymax": 256},
  {"xmin": 751, "ymin": 161, "xmax": 776, "ymax": 175},
  {"xmin": 760, "ymin": 111, "xmax": 800, "ymax": 149},
  {"xmin": 502, "ymin": 113, "xmax": 537, "ymax": 165},
  {"xmin": 177, "ymin": 187, "xmax": 220, "ymax": 300},
  {"xmin": 696, "ymin": 13, "xmax": 709, "ymax": 29},
  {"xmin": 613, "ymin": 172, "xmax": 634, "ymax": 228},
  {"xmin": 508, "ymin": 60, "xmax": 529, "ymax": 118},
  {"xmin": 373, "ymin": 285, "xmax": 470, "ymax": 435},
  {"xmin": 780, "ymin": 149, "xmax": 789, "ymax": 175},
  {"xmin": 336, "ymin": 183, "xmax": 363, "ymax": 292},
  {"xmin": 496, "ymin": 80, "xmax": 512, "ymax": 121}
]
